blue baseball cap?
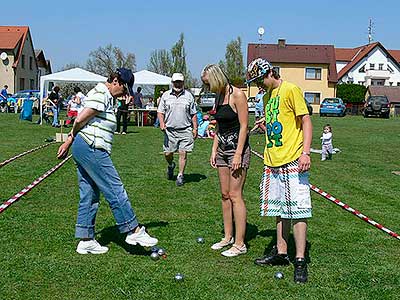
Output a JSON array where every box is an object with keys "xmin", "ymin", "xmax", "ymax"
[{"xmin": 116, "ymin": 68, "xmax": 135, "ymax": 96}]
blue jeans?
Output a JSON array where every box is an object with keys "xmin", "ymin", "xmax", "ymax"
[
  {"xmin": 51, "ymin": 106, "xmax": 58, "ymax": 126},
  {"xmin": 72, "ymin": 134, "xmax": 139, "ymax": 238}
]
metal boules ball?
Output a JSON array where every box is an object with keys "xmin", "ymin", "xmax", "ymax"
[
  {"xmin": 157, "ymin": 248, "xmax": 166, "ymax": 256},
  {"xmin": 150, "ymin": 252, "xmax": 160, "ymax": 261},
  {"xmin": 196, "ymin": 237, "xmax": 205, "ymax": 244},
  {"xmin": 274, "ymin": 271, "xmax": 284, "ymax": 280},
  {"xmin": 151, "ymin": 246, "xmax": 159, "ymax": 253},
  {"xmin": 174, "ymin": 273, "xmax": 184, "ymax": 282}
]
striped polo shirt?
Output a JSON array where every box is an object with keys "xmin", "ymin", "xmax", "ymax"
[{"xmin": 78, "ymin": 83, "xmax": 117, "ymax": 153}]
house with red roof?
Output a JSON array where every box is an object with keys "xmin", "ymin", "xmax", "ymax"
[
  {"xmin": 0, "ymin": 26, "xmax": 39, "ymax": 93},
  {"xmin": 247, "ymin": 39, "xmax": 337, "ymax": 113},
  {"xmin": 336, "ymin": 42, "xmax": 400, "ymax": 87}
]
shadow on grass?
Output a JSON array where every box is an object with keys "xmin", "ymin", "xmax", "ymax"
[
  {"xmin": 97, "ymin": 221, "xmax": 168, "ymax": 256},
  {"xmin": 182, "ymin": 173, "xmax": 207, "ymax": 183}
]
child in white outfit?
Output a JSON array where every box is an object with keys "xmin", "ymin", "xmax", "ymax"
[{"xmin": 321, "ymin": 124, "xmax": 333, "ymax": 161}]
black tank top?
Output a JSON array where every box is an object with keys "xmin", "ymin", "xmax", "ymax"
[{"xmin": 214, "ymin": 93, "xmax": 240, "ymax": 135}]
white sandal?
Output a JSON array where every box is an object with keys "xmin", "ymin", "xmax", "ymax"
[
  {"xmin": 211, "ymin": 237, "xmax": 234, "ymax": 250},
  {"xmin": 221, "ymin": 244, "xmax": 247, "ymax": 257}
]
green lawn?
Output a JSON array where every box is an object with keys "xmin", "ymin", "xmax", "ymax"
[{"xmin": 0, "ymin": 113, "xmax": 399, "ymax": 300}]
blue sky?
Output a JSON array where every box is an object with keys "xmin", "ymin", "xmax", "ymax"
[{"xmin": 5, "ymin": 0, "xmax": 400, "ymax": 77}]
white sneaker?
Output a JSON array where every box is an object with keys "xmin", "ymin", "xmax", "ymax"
[
  {"xmin": 221, "ymin": 244, "xmax": 247, "ymax": 257},
  {"xmin": 321, "ymin": 158, "xmax": 326, "ymax": 161},
  {"xmin": 76, "ymin": 240, "xmax": 109, "ymax": 254},
  {"xmin": 125, "ymin": 226, "xmax": 158, "ymax": 247},
  {"xmin": 211, "ymin": 237, "xmax": 234, "ymax": 250}
]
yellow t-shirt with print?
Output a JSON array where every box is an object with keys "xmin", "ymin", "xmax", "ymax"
[{"xmin": 263, "ymin": 81, "xmax": 309, "ymax": 167}]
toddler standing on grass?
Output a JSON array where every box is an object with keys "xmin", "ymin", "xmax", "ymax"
[{"xmin": 321, "ymin": 124, "xmax": 333, "ymax": 161}]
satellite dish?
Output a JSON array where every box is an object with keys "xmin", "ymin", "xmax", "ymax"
[
  {"xmin": 0, "ymin": 52, "xmax": 7, "ymax": 61},
  {"xmin": 258, "ymin": 27, "xmax": 265, "ymax": 36}
]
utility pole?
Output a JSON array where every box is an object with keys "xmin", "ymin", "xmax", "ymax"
[{"xmin": 368, "ymin": 18, "xmax": 374, "ymax": 44}]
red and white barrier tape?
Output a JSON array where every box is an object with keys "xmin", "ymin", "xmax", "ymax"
[
  {"xmin": 0, "ymin": 142, "xmax": 56, "ymax": 169},
  {"xmin": 0, "ymin": 155, "xmax": 72, "ymax": 214},
  {"xmin": 250, "ymin": 149, "xmax": 400, "ymax": 241}
]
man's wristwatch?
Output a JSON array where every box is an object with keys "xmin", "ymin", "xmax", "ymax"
[{"xmin": 302, "ymin": 151, "xmax": 310, "ymax": 156}]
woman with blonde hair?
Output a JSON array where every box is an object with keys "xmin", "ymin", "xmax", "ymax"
[{"xmin": 201, "ymin": 64, "xmax": 250, "ymax": 257}]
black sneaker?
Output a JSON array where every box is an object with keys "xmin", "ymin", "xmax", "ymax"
[
  {"xmin": 254, "ymin": 246, "xmax": 290, "ymax": 266},
  {"xmin": 294, "ymin": 258, "xmax": 308, "ymax": 283},
  {"xmin": 167, "ymin": 162, "xmax": 175, "ymax": 180},
  {"xmin": 176, "ymin": 174, "xmax": 184, "ymax": 187}
]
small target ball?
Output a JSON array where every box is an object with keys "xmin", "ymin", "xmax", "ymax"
[
  {"xmin": 150, "ymin": 252, "xmax": 160, "ymax": 261},
  {"xmin": 196, "ymin": 237, "xmax": 205, "ymax": 244},
  {"xmin": 174, "ymin": 273, "xmax": 184, "ymax": 281},
  {"xmin": 274, "ymin": 271, "xmax": 284, "ymax": 279}
]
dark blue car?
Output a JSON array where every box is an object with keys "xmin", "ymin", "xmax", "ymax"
[{"xmin": 320, "ymin": 98, "xmax": 346, "ymax": 117}]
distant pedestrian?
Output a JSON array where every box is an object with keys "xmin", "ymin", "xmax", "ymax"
[
  {"xmin": 115, "ymin": 94, "xmax": 129, "ymax": 134},
  {"xmin": 133, "ymin": 87, "xmax": 143, "ymax": 108},
  {"xmin": 157, "ymin": 73, "xmax": 198, "ymax": 186},
  {"xmin": 320, "ymin": 124, "xmax": 333, "ymax": 161},
  {"xmin": 47, "ymin": 86, "xmax": 61, "ymax": 127}
]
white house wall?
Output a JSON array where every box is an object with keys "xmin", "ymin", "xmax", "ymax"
[
  {"xmin": 336, "ymin": 61, "xmax": 348, "ymax": 73},
  {"xmin": 338, "ymin": 45, "xmax": 400, "ymax": 86}
]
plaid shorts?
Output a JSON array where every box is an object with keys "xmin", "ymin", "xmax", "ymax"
[{"xmin": 260, "ymin": 160, "xmax": 312, "ymax": 219}]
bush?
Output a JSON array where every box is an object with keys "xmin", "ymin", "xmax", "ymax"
[{"xmin": 337, "ymin": 83, "xmax": 367, "ymax": 103}]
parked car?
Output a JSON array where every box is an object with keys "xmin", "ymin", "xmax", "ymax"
[
  {"xmin": 199, "ymin": 92, "xmax": 216, "ymax": 111},
  {"xmin": 363, "ymin": 96, "xmax": 390, "ymax": 119},
  {"xmin": 248, "ymin": 97, "xmax": 255, "ymax": 113},
  {"xmin": 320, "ymin": 98, "xmax": 346, "ymax": 117}
]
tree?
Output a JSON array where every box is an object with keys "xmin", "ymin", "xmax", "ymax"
[
  {"xmin": 86, "ymin": 44, "xmax": 136, "ymax": 76},
  {"xmin": 58, "ymin": 63, "xmax": 82, "ymax": 72},
  {"xmin": 223, "ymin": 37, "xmax": 245, "ymax": 86},
  {"xmin": 337, "ymin": 83, "xmax": 367, "ymax": 103},
  {"xmin": 148, "ymin": 49, "xmax": 172, "ymax": 76}
]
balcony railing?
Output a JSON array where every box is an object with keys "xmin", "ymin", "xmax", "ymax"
[{"xmin": 365, "ymin": 69, "xmax": 390, "ymax": 79}]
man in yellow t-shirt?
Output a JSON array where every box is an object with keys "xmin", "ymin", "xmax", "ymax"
[{"xmin": 246, "ymin": 58, "xmax": 313, "ymax": 284}]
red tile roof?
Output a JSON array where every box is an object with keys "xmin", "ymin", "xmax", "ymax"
[
  {"xmin": 389, "ymin": 50, "xmax": 400, "ymax": 63},
  {"xmin": 336, "ymin": 43, "xmax": 380, "ymax": 79},
  {"xmin": 367, "ymin": 86, "xmax": 400, "ymax": 103},
  {"xmin": 247, "ymin": 42, "xmax": 338, "ymax": 83},
  {"xmin": 0, "ymin": 26, "xmax": 29, "ymax": 67},
  {"xmin": 335, "ymin": 47, "xmax": 362, "ymax": 61}
]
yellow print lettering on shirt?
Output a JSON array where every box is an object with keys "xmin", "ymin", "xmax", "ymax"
[{"xmin": 265, "ymin": 95, "xmax": 283, "ymax": 148}]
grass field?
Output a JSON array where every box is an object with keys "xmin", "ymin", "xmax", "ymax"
[{"xmin": 0, "ymin": 113, "xmax": 399, "ymax": 300}]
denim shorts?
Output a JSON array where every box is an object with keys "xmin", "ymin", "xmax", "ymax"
[{"xmin": 215, "ymin": 144, "xmax": 251, "ymax": 169}]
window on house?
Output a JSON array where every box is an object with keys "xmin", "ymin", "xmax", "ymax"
[
  {"xmin": 397, "ymin": 82, "xmax": 400, "ymax": 86},
  {"xmin": 358, "ymin": 81, "xmax": 365, "ymax": 85},
  {"xmin": 379, "ymin": 63, "xmax": 384, "ymax": 70},
  {"xmin": 30, "ymin": 79, "xmax": 35, "ymax": 89},
  {"xmin": 359, "ymin": 64, "xmax": 366, "ymax": 73},
  {"xmin": 21, "ymin": 55, "xmax": 25, "ymax": 69},
  {"xmin": 305, "ymin": 68, "xmax": 322, "ymax": 80},
  {"xmin": 304, "ymin": 92, "xmax": 321, "ymax": 104},
  {"xmin": 20, "ymin": 78, "xmax": 25, "ymax": 90},
  {"xmin": 348, "ymin": 79, "xmax": 354, "ymax": 83},
  {"xmin": 388, "ymin": 65, "xmax": 394, "ymax": 73},
  {"xmin": 389, "ymin": 82, "xmax": 393, "ymax": 86},
  {"xmin": 369, "ymin": 63, "xmax": 375, "ymax": 70},
  {"xmin": 373, "ymin": 80, "xmax": 385, "ymax": 86},
  {"xmin": 29, "ymin": 57, "xmax": 33, "ymax": 70}
]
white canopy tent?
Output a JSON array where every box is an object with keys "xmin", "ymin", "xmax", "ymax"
[
  {"xmin": 133, "ymin": 70, "xmax": 172, "ymax": 96},
  {"xmin": 39, "ymin": 68, "xmax": 107, "ymax": 124}
]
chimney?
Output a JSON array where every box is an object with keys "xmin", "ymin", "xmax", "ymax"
[{"xmin": 278, "ymin": 39, "xmax": 286, "ymax": 48}]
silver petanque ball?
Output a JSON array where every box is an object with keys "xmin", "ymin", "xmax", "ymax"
[
  {"xmin": 150, "ymin": 252, "xmax": 160, "ymax": 261},
  {"xmin": 157, "ymin": 248, "xmax": 166, "ymax": 256},
  {"xmin": 151, "ymin": 246, "xmax": 159, "ymax": 253},
  {"xmin": 274, "ymin": 271, "xmax": 284, "ymax": 280},
  {"xmin": 196, "ymin": 237, "xmax": 205, "ymax": 244},
  {"xmin": 174, "ymin": 273, "xmax": 184, "ymax": 282}
]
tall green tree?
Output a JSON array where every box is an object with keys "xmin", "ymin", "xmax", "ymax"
[
  {"xmin": 86, "ymin": 44, "xmax": 136, "ymax": 76},
  {"xmin": 223, "ymin": 37, "xmax": 245, "ymax": 86}
]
